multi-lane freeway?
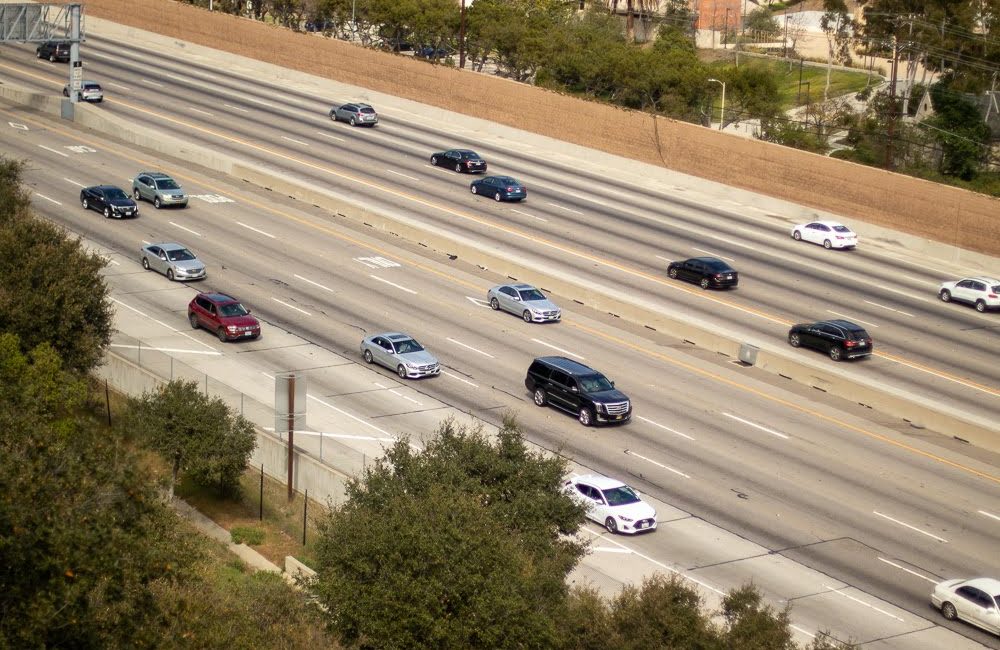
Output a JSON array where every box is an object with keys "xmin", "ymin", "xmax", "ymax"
[{"xmin": 2, "ymin": 22, "xmax": 999, "ymax": 648}]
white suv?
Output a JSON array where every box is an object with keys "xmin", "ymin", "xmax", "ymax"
[{"xmin": 938, "ymin": 277, "xmax": 1000, "ymax": 313}]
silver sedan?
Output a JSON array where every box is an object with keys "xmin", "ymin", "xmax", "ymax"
[
  {"xmin": 360, "ymin": 332, "xmax": 440, "ymax": 379},
  {"xmin": 487, "ymin": 283, "xmax": 561, "ymax": 323},
  {"xmin": 140, "ymin": 243, "xmax": 206, "ymax": 281}
]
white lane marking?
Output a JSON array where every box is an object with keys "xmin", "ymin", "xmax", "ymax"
[
  {"xmin": 33, "ymin": 192, "xmax": 62, "ymax": 205},
  {"xmin": 242, "ymin": 96, "xmax": 275, "ymax": 108},
  {"xmin": 373, "ymin": 381, "xmax": 423, "ymax": 405},
  {"xmin": 872, "ymin": 511, "xmax": 948, "ymax": 543},
  {"xmin": 355, "ymin": 256, "xmax": 400, "ymax": 268},
  {"xmin": 63, "ymin": 177, "xmax": 85, "ymax": 187},
  {"xmin": 317, "ymin": 131, "xmax": 345, "ymax": 142},
  {"xmin": 141, "ymin": 79, "xmax": 165, "ymax": 88},
  {"xmin": 723, "ymin": 413, "xmax": 789, "ymax": 439},
  {"xmin": 579, "ymin": 527, "xmax": 725, "ymax": 595},
  {"xmin": 635, "ymin": 416, "xmax": 695, "ymax": 440},
  {"xmin": 223, "ymin": 103, "xmax": 250, "ymax": 113},
  {"xmin": 8, "ymin": 121, "xmax": 27, "ymax": 129},
  {"xmin": 306, "ymin": 393, "xmax": 397, "ymax": 438},
  {"xmin": 465, "ymin": 296, "xmax": 491, "ymax": 308},
  {"xmin": 385, "ymin": 169, "xmax": 420, "ymax": 182},
  {"xmin": 446, "ymin": 337, "xmax": 495, "ymax": 358},
  {"xmin": 187, "ymin": 106, "xmax": 213, "ymax": 116},
  {"xmin": 109, "ymin": 344, "xmax": 221, "ymax": 356},
  {"xmin": 789, "ymin": 625, "xmax": 815, "ymax": 639},
  {"xmin": 823, "ymin": 585, "xmax": 906, "ymax": 622},
  {"xmin": 510, "ymin": 208, "xmax": 547, "ymax": 222},
  {"xmin": 655, "ymin": 255, "xmax": 673, "ymax": 263},
  {"xmin": 863, "ymin": 300, "xmax": 914, "ymax": 317},
  {"xmin": 826, "ymin": 310, "xmax": 880, "ymax": 328},
  {"xmin": 282, "ymin": 429, "xmax": 418, "ymax": 448},
  {"xmin": 271, "ymin": 297, "xmax": 311, "ymax": 316},
  {"xmin": 108, "ymin": 82, "xmax": 131, "ymax": 91},
  {"xmin": 110, "ymin": 298, "xmax": 217, "ymax": 351},
  {"xmin": 876, "ymin": 557, "xmax": 938, "ymax": 584},
  {"xmin": 693, "ymin": 247, "xmax": 735, "ymax": 262},
  {"xmin": 369, "ymin": 274, "xmax": 417, "ymax": 294},
  {"xmin": 294, "ymin": 274, "xmax": 335, "ymax": 292},
  {"xmin": 169, "ymin": 221, "xmax": 202, "ymax": 237},
  {"xmin": 591, "ymin": 546, "xmax": 634, "ymax": 554},
  {"xmin": 281, "ymin": 135, "xmax": 310, "ymax": 147},
  {"xmin": 546, "ymin": 201, "xmax": 583, "ymax": 215},
  {"xmin": 236, "ymin": 221, "xmax": 276, "ymax": 238},
  {"xmin": 443, "ymin": 371, "xmax": 478, "ymax": 388},
  {"xmin": 104, "ymin": 258, "xmax": 121, "ymax": 266},
  {"xmin": 38, "ymin": 144, "xmax": 69, "ymax": 157},
  {"xmin": 530, "ymin": 338, "xmax": 583, "ymax": 360},
  {"xmin": 623, "ymin": 450, "xmax": 690, "ymax": 478},
  {"xmin": 978, "ymin": 510, "xmax": 1000, "ymax": 522}
]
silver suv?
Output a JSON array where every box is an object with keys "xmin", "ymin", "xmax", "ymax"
[
  {"xmin": 132, "ymin": 172, "xmax": 188, "ymax": 209},
  {"xmin": 330, "ymin": 103, "xmax": 378, "ymax": 127}
]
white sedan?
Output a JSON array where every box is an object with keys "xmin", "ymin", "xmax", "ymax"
[
  {"xmin": 931, "ymin": 577, "xmax": 1000, "ymax": 635},
  {"xmin": 564, "ymin": 474, "xmax": 656, "ymax": 535},
  {"xmin": 791, "ymin": 221, "xmax": 858, "ymax": 249}
]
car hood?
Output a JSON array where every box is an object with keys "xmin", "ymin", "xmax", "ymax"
[
  {"xmin": 590, "ymin": 388, "xmax": 629, "ymax": 403},
  {"xmin": 220, "ymin": 315, "xmax": 259, "ymax": 327},
  {"xmin": 523, "ymin": 298, "xmax": 559, "ymax": 312},
  {"xmin": 170, "ymin": 259, "xmax": 204, "ymax": 271},
  {"xmin": 110, "ymin": 198, "xmax": 136, "ymax": 208},
  {"xmin": 612, "ymin": 500, "xmax": 656, "ymax": 521},
  {"xmin": 398, "ymin": 350, "xmax": 438, "ymax": 366},
  {"xmin": 159, "ymin": 188, "xmax": 186, "ymax": 197}
]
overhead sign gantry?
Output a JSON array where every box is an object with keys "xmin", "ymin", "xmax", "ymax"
[{"xmin": 0, "ymin": 3, "xmax": 84, "ymax": 110}]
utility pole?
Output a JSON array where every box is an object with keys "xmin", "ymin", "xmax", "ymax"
[
  {"xmin": 725, "ymin": 7, "xmax": 730, "ymax": 46},
  {"xmin": 783, "ymin": 14, "xmax": 789, "ymax": 58},
  {"xmin": 885, "ymin": 33, "xmax": 900, "ymax": 171},
  {"xmin": 459, "ymin": 0, "xmax": 466, "ymax": 70}
]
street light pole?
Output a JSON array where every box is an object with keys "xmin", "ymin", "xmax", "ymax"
[
  {"xmin": 708, "ymin": 78, "xmax": 726, "ymax": 130},
  {"xmin": 459, "ymin": 0, "xmax": 466, "ymax": 70}
]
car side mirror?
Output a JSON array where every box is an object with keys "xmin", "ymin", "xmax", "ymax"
[
  {"xmin": 512, "ymin": 296, "xmax": 521, "ymax": 302},
  {"xmin": 570, "ymin": 386, "xmax": 578, "ymax": 393},
  {"xmin": 245, "ymin": 309, "xmax": 251, "ymax": 314},
  {"xmin": 610, "ymin": 380, "xmax": 615, "ymax": 387}
]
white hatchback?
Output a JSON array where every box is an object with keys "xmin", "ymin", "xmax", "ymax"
[
  {"xmin": 931, "ymin": 577, "xmax": 1000, "ymax": 635},
  {"xmin": 564, "ymin": 474, "xmax": 656, "ymax": 535},
  {"xmin": 791, "ymin": 221, "xmax": 858, "ymax": 249},
  {"xmin": 939, "ymin": 277, "xmax": 1000, "ymax": 313}
]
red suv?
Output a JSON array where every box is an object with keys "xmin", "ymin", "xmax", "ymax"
[{"xmin": 188, "ymin": 292, "xmax": 260, "ymax": 341}]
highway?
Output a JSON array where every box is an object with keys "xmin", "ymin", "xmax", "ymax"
[{"xmin": 2, "ymin": 27, "xmax": 999, "ymax": 648}]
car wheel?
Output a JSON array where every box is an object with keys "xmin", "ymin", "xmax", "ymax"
[
  {"xmin": 829, "ymin": 346, "xmax": 842, "ymax": 361},
  {"xmin": 490, "ymin": 297, "xmax": 500, "ymax": 310},
  {"xmin": 455, "ymin": 163, "xmax": 462, "ymax": 172},
  {"xmin": 522, "ymin": 310, "xmax": 533, "ymax": 323},
  {"xmin": 699, "ymin": 277, "xmax": 710, "ymax": 290},
  {"xmin": 329, "ymin": 111, "xmax": 337, "ymax": 121},
  {"xmin": 49, "ymin": 54, "xmax": 56, "ymax": 62},
  {"xmin": 792, "ymin": 230, "xmax": 802, "ymax": 241},
  {"xmin": 975, "ymin": 300, "xmax": 987, "ymax": 313},
  {"xmin": 789, "ymin": 333, "xmax": 801, "ymax": 348},
  {"xmin": 133, "ymin": 188, "xmax": 141, "ymax": 201},
  {"xmin": 217, "ymin": 328, "xmax": 228, "ymax": 342},
  {"xmin": 363, "ymin": 349, "xmax": 374, "ymax": 364},
  {"xmin": 36, "ymin": 50, "xmax": 42, "ymax": 59},
  {"xmin": 166, "ymin": 269, "xmax": 175, "ymax": 281},
  {"xmin": 604, "ymin": 517, "xmax": 618, "ymax": 534},
  {"xmin": 189, "ymin": 313, "xmax": 199, "ymax": 329},
  {"xmin": 349, "ymin": 116, "xmax": 356, "ymax": 126},
  {"xmin": 431, "ymin": 156, "xmax": 438, "ymax": 165},
  {"xmin": 668, "ymin": 267, "xmax": 678, "ymax": 279},
  {"xmin": 533, "ymin": 388, "xmax": 547, "ymax": 406},
  {"xmin": 494, "ymin": 192, "xmax": 503, "ymax": 202},
  {"xmin": 142, "ymin": 257, "xmax": 150, "ymax": 270},
  {"xmin": 939, "ymin": 289, "xmax": 951, "ymax": 302},
  {"xmin": 578, "ymin": 407, "xmax": 593, "ymax": 427},
  {"xmin": 153, "ymin": 196, "xmax": 161, "ymax": 209},
  {"xmin": 941, "ymin": 602, "xmax": 957, "ymax": 621},
  {"xmin": 823, "ymin": 239, "xmax": 833, "ymax": 249},
  {"xmin": 81, "ymin": 197, "xmax": 89, "ymax": 210},
  {"xmin": 103, "ymin": 206, "xmax": 111, "ymax": 218},
  {"xmin": 471, "ymin": 185, "xmax": 478, "ymax": 195},
  {"xmin": 397, "ymin": 365, "xmax": 408, "ymax": 379}
]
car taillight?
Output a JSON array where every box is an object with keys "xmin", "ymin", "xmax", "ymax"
[
  {"xmin": 990, "ymin": 293, "xmax": 998, "ymax": 298},
  {"xmin": 714, "ymin": 274, "xmax": 723, "ymax": 278},
  {"xmin": 845, "ymin": 340, "xmax": 857, "ymax": 347},
  {"xmin": 507, "ymin": 187, "xmax": 515, "ymax": 192}
]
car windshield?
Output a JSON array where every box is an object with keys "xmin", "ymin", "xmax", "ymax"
[
  {"xmin": 83, "ymin": 84, "xmax": 100, "ymax": 90},
  {"xmin": 105, "ymin": 188, "xmax": 128, "ymax": 200},
  {"xmin": 849, "ymin": 329, "xmax": 870, "ymax": 339},
  {"xmin": 518, "ymin": 289, "xmax": 546, "ymax": 301},
  {"xmin": 832, "ymin": 225, "xmax": 852, "ymax": 233},
  {"xmin": 460, "ymin": 151, "xmax": 481, "ymax": 160},
  {"xmin": 393, "ymin": 339, "xmax": 424, "ymax": 354},
  {"xmin": 579, "ymin": 374, "xmax": 613, "ymax": 392},
  {"xmin": 705, "ymin": 260, "xmax": 733, "ymax": 272},
  {"xmin": 219, "ymin": 303, "xmax": 249, "ymax": 317},
  {"xmin": 155, "ymin": 179, "xmax": 180, "ymax": 190},
  {"xmin": 360, "ymin": 107, "xmax": 376, "ymax": 114},
  {"xmin": 602, "ymin": 485, "xmax": 640, "ymax": 506},
  {"xmin": 167, "ymin": 248, "xmax": 195, "ymax": 262}
]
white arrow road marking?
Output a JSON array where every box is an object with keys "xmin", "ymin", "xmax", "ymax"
[{"xmin": 466, "ymin": 296, "xmax": 491, "ymax": 308}]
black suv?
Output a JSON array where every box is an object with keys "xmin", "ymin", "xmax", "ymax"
[
  {"xmin": 525, "ymin": 356, "xmax": 631, "ymax": 427},
  {"xmin": 36, "ymin": 41, "xmax": 71, "ymax": 62},
  {"xmin": 788, "ymin": 319, "xmax": 873, "ymax": 361}
]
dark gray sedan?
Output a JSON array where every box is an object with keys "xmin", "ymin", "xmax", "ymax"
[
  {"xmin": 140, "ymin": 243, "xmax": 206, "ymax": 281},
  {"xmin": 80, "ymin": 185, "xmax": 137, "ymax": 218},
  {"xmin": 471, "ymin": 176, "xmax": 526, "ymax": 202},
  {"xmin": 487, "ymin": 283, "xmax": 560, "ymax": 322},
  {"xmin": 361, "ymin": 332, "xmax": 440, "ymax": 379},
  {"xmin": 430, "ymin": 149, "xmax": 487, "ymax": 173},
  {"xmin": 329, "ymin": 102, "xmax": 378, "ymax": 126}
]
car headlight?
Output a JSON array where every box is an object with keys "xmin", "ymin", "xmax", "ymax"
[
  {"xmin": 594, "ymin": 403, "xmax": 607, "ymax": 414},
  {"xmin": 405, "ymin": 362, "xmax": 418, "ymax": 369},
  {"xmin": 617, "ymin": 515, "xmax": 634, "ymax": 522},
  {"xmin": 227, "ymin": 325, "xmax": 238, "ymax": 332}
]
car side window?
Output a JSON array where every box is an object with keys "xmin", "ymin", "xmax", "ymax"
[
  {"xmin": 817, "ymin": 224, "xmax": 830, "ymax": 231},
  {"xmin": 956, "ymin": 586, "xmax": 979, "ymax": 601},
  {"xmin": 195, "ymin": 297, "xmax": 209, "ymax": 310},
  {"xmin": 500, "ymin": 287, "xmax": 515, "ymax": 297},
  {"xmin": 529, "ymin": 362, "xmax": 551, "ymax": 379},
  {"xmin": 549, "ymin": 370, "xmax": 571, "ymax": 388},
  {"xmin": 971, "ymin": 281, "xmax": 986, "ymax": 291},
  {"xmin": 957, "ymin": 280, "xmax": 973, "ymax": 288}
]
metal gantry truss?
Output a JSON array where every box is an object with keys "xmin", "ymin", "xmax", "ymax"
[{"xmin": 0, "ymin": 3, "xmax": 82, "ymax": 43}]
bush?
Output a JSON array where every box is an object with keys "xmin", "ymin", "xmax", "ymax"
[{"xmin": 231, "ymin": 526, "xmax": 266, "ymax": 546}]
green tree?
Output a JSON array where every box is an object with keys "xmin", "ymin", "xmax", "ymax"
[
  {"xmin": 926, "ymin": 79, "xmax": 992, "ymax": 180},
  {"xmin": 719, "ymin": 64, "xmax": 782, "ymax": 126},
  {"xmin": 312, "ymin": 416, "xmax": 587, "ymax": 649},
  {"xmin": 368, "ymin": 0, "xmax": 458, "ymax": 58},
  {"xmin": 608, "ymin": 574, "xmax": 719, "ymax": 649},
  {"xmin": 466, "ymin": 0, "xmax": 572, "ymax": 79},
  {"xmin": 122, "ymin": 379, "xmax": 257, "ymax": 498},
  {"xmin": 719, "ymin": 584, "xmax": 796, "ymax": 649},
  {"xmin": 0, "ymin": 157, "xmax": 114, "ymax": 374},
  {"xmin": 744, "ymin": 7, "xmax": 781, "ymax": 39}
]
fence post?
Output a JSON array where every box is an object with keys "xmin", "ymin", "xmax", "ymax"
[
  {"xmin": 302, "ymin": 489, "xmax": 308, "ymax": 545},
  {"xmin": 259, "ymin": 464, "xmax": 264, "ymax": 521},
  {"xmin": 105, "ymin": 379, "xmax": 112, "ymax": 427}
]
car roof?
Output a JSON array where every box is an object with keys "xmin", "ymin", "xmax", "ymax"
[
  {"xmin": 81, "ymin": 80, "xmax": 100, "ymax": 85},
  {"xmin": 812, "ymin": 220, "xmax": 848, "ymax": 227},
  {"xmin": 959, "ymin": 577, "xmax": 1000, "ymax": 595},
  {"xmin": 379, "ymin": 332, "xmax": 414, "ymax": 341},
  {"xmin": 94, "ymin": 185, "xmax": 124, "ymax": 191},
  {"xmin": 200, "ymin": 292, "xmax": 239, "ymax": 304},
  {"xmin": 456, "ymin": 149, "xmax": 479, "ymax": 155},
  {"xmin": 150, "ymin": 242, "xmax": 186, "ymax": 250},
  {"xmin": 139, "ymin": 171, "xmax": 173, "ymax": 179},
  {"xmin": 491, "ymin": 176, "xmax": 519, "ymax": 183},
  {"xmin": 822, "ymin": 319, "xmax": 867, "ymax": 331},
  {"xmin": 960, "ymin": 277, "xmax": 1000, "ymax": 284},
  {"xmin": 533, "ymin": 356, "xmax": 599, "ymax": 376},
  {"xmin": 510, "ymin": 283, "xmax": 537, "ymax": 290},
  {"xmin": 573, "ymin": 474, "xmax": 628, "ymax": 490}
]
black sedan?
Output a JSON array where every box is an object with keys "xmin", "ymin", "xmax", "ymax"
[
  {"xmin": 666, "ymin": 257, "xmax": 738, "ymax": 289},
  {"xmin": 430, "ymin": 149, "xmax": 487, "ymax": 173},
  {"xmin": 80, "ymin": 185, "xmax": 138, "ymax": 219},
  {"xmin": 470, "ymin": 176, "xmax": 526, "ymax": 202},
  {"xmin": 788, "ymin": 319, "xmax": 873, "ymax": 361}
]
